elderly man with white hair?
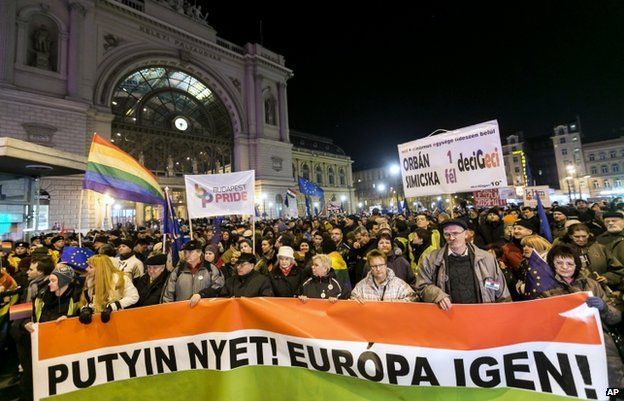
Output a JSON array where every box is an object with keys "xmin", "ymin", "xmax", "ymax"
[{"xmin": 268, "ymin": 246, "xmax": 308, "ymax": 297}]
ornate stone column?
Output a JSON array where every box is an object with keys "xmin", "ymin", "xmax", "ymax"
[
  {"xmin": 277, "ymin": 82, "xmax": 288, "ymax": 142},
  {"xmin": 0, "ymin": 0, "xmax": 17, "ymax": 85},
  {"xmin": 67, "ymin": 1, "xmax": 86, "ymax": 98}
]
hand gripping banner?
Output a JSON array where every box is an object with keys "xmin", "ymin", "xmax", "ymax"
[{"xmin": 32, "ymin": 294, "xmax": 608, "ymax": 401}]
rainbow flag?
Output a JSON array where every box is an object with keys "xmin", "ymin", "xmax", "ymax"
[{"xmin": 84, "ymin": 134, "xmax": 164, "ymax": 204}]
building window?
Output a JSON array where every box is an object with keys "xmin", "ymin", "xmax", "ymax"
[
  {"xmin": 572, "ymin": 137, "xmax": 578, "ymax": 141},
  {"xmin": 513, "ymin": 157, "xmax": 518, "ymax": 163},
  {"xmin": 561, "ymin": 148, "xmax": 568, "ymax": 156},
  {"xmin": 514, "ymin": 167, "xmax": 520, "ymax": 173},
  {"xmin": 616, "ymin": 179, "xmax": 622, "ymax": 188},
  {"xmin": 600, "ymin": 152, "xmax": 606, "ymax": 160},
  {"xmin": 589, "ymin": 154, "xmax": 595, "ymax": 161},
  {"xmin": 593, "ymin": 180, "xmax": 600, "ymax": 189},
  {"xmin": 302, "ymin": 164, "xmax": 310, "ymax": 180},
  {"xmin": 605, "ymin": 180, "xmax": 611, "ymax": 189},
  {"xmin": 591, "ymin": 166, "xmax": 597, "ymax": 175},
  {"xmin": 339, "ymin": 169, "xmax": 346, "ymax": 186},
  {"xmin": 602, "ymin": 165, "xmax": 609, "ymax": 174},
  {"xmin": 328, "ymin": 167, "xmax": 335, "ymax": 185},
  {"xmin": 614, "ymin": 164, "xmax": 620, "ymax": 173},
  {"xmin": 292, "ymin": 163, "xmax": 296, "ymax": 179},
  {"xmin": 559, "ymin": 137, "xmax": 566, "ymax": 144},
  {"xmin": 611, "ymin": 151, "xmax": 617, "ymax": 159},
  {"xmin": 315, "ymin": 165, "xmax": 323, "ymax": 185}
]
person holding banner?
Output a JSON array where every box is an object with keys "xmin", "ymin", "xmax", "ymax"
[
  {"xmin": 299, "ymin": 254, "xmax": 347, "ymax": 302},
  {"xmin": 268, "ymin": 246, "xmax": 307, "ymax": 298},
  {"xmin": 79, "ymin": 255, "xmax": 139, "ymax": 324},
  {"xmin": 417, "ymin": 219, "xmax": 510, "ymax": 311},
  {"xmin": 189, "ymin": 253, "xmax": 273, "ymax": 308},
  {"xmin": 162, "ymin": 241, "xmax": 224, "ymax": 303},
  {"xmin": 351, "ymin": 249, "xmax": 417, "ymax": 302},
  {"xmin": 539, "ymin": 244, "xmax": 624, "ymax": 388}
]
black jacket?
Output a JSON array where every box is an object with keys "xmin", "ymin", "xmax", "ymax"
[
  {"xmin": 268, "ymin": 265, "xmax": 307, "ymax": 297},
  {"xmin": 219, "ymin": 270, "xmax": 273, "ymax": 298},
  {"xmin": 33, "ymin": 282, "xmax": 81, "ymax": 323},
  {"xmin": 133, "ymin": 270, "xmax": 170, "ymax": 307},
  {"xmin": 475, "ymin": 220, "xmax": 505, "ymax": 248},
  {"xmin": 301, "ymin": 269, "xmax": 349, "ymax": 299}
]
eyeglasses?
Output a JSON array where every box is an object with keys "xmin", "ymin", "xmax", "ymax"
[
  {"xmin": 370, "ymin": 263, "xmax": 386, "ymax": 270},
  {"xmin": 443, "ymin": 230, "xmax": 465, "ymax": 238}
]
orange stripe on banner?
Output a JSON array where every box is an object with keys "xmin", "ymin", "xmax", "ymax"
[{"xmin": 37, "ymin": 293, "xmax": 600, "ymax": 361}]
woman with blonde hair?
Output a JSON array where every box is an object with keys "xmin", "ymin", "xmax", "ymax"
[
  {"xmin": 79, "ymin": 254, "xmax": 139, "ymax": 324},
  {"xmin": 511, "ymin": 235, "xmax": 553, "ymax": 300}
]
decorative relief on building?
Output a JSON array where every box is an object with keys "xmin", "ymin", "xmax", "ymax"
[{"xmin": 271, "ymin": 156, "xmax": 283, "ymax": 172}]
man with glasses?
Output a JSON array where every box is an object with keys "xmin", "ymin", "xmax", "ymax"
[
  {"xmin": 417, "ymin": 219, "xmax": 510, "ymax": 311},
  {"xmin": 351, "ymin": 250, "xmax": 417, "ymax": 302}
]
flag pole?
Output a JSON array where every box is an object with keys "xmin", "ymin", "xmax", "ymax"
[
  {"xmin": 188, "ymin": 213, "xmax": 194, "ymax": 240},
  {"xmin": 252, "ymin": 214, "xmax": 256, "ymax": 256},
  {"xmin": 77, "ymin": 189, "xmax": 84, "ymax": 248},
  {"xmin": 162, "ymin": 187, "xmax": 169, "ymax": 251}
]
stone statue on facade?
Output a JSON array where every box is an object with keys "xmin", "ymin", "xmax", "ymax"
[
  {"xmin": 265, "ymin": 96, "xmax": 276, "ymax": 125},
  {"xmin": 32, "ymin": 25, "xmax": 52, "ymax": 70}
]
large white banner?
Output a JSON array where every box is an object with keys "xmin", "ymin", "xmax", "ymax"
[
  {"xmin": 397, "ymin": 120, "xmax": 507, "ymax": 197},
  {"xmin": 184, "ymin": 171, "xmax": 255, "ymax": 218}
]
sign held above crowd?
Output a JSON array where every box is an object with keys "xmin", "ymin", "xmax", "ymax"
[
  {"xmin": 184, "ymin": 171, "xmax": 255, "ymax": 218},
  {"xmin": 397, "ymin": 120, "xmax": 507, "ymax": 197}
]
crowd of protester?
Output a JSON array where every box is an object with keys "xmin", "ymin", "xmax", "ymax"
[{"xmin": 1, "ymin": 197, "xmax": 624, "ymax": 399}]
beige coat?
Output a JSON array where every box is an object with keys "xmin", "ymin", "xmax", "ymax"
[{"xmin": 417, "ymin": 243, "xmax": 511, "ymax": 304}]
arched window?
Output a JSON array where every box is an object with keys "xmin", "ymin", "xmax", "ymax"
[
  {"xmin": 613, "ymin": 164, "xmax": 620, "ymax": 173},
  {"xmin": 292, "ymin": 163, "xmax": 296, "ymax": 179},
  {"xmin": 302, "ymin": 164, "xmax": 310, "ymax": 180},
  {"xmin": 328, "ymin": 167, "xmax": 335, "ymax": 185},
  {"xmin": 339, "ymin": 169, "xmax": 346, "ymax": 186},
  {"xmin": 315, "ymin": 165, "xmax": 323, "ymax": 185}
]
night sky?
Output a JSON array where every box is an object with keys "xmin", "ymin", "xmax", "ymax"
[{"xmin": 203, "ymin": 1, "xmax": 624, "ymax": 169}]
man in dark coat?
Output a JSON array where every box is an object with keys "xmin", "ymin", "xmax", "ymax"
[
  {"xmin": 212, "ymin": 254, "xmax": 273, "ymax": 299},
  {"xmin": 133, "ymin": 254, "xmax": 170, "ymax": 307},
  {"xmin": 475, "ymin": 207, "xmax": 505, "ymax": 248}
]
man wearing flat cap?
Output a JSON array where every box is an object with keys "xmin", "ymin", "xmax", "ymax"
[
  {"xmin": 501, "ymin": 219, "xmax": 537, "ymax": 271},
  {"xmin": 595, "ymin": 211, "xmax": 624, "ymax": 291},
  {"xmin": 162, "ymin": 240, "xmax": 224, "ymax": 303},
  {"xmin": 133, "ymin": 254, "xmax": 170, "ymax": 307},
  {"xmin": 417, "ymin": 219, "xmax": 510, "ymax": 311},
  {"xmin": 190, "ymin": 253, "xmax": 272, "ymax": 304}
]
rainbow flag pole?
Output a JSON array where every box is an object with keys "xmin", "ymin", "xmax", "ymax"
[{"xmin": 80, "ymin": 133, "xmax": 165, "ymax": 233}]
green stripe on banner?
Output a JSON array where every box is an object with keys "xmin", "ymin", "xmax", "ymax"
[{"xmin": 44, "ymin": 366, "xmax": 571, "ymax": 401}]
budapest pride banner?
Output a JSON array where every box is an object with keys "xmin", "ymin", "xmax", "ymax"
[
  {"xmin": 32, "ymin": 294, "xmax": 608, "ymax": 401},
  {"xmin": 184, "ymin": 170, "xmax": 255, "ymax": 218},
  {"xmin": 397, "ymin": 120, "xmax": 508, "ymax": 197}
]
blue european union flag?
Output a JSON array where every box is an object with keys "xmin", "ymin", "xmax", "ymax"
[
  {"xmin": 524, "ymin": 250, "xmax": 561, "ymax": 299},
  {"xmin": 297, "ymin": 176, "xmax": 324, "ymax": 198},
  {"xmin": 61, "ymin": 246, "xmax": 94, "ymax": 271}
]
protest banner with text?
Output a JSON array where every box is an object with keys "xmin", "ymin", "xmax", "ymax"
[
  {"xmin": 473, "ymin": 189, "xmax": 507, "ymax": 207},
  {"xmin": 184, "ymin": 171, "xmax": 255, "ymax": 218},
  {"xmin": 32, "ymin": 294, "xmax": 608, "ymax": 401},
  {"xmin": 524, "ymin": 185, "xmax": 552, "ymax": 208},
  {"xmin": 398, "ymin": 120, "xmax": 508, "ymax": 197}
]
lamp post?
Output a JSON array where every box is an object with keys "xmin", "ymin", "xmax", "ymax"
[
  {"xmin": 377, "ymin": 183, "xmax": 386, "ymax": 208},
  {"xmin": 261, "ymin": 192, "xmax": 267, "ymax": 219},
  {"xmin": 340, "ymin": 195, "xmax": 347, "ymax": 213},
  {"xmin": 566, "ymin": 165, "xmax": 576, "ymax": 203},
  {"xmin": 103, "ymin": 195, "xmax": 113, "ymax": 229},
  {"xmin": 389, "ymin": 163, "xmax": 401, "ymax": 210}
]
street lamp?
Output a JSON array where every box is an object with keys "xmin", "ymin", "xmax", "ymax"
[
  {"xmin": 103, "ymin": 195, "xmax": 113, "ymax": 229},
  {"xmin": 377, "ymin": 183, "xmax": 386, "ymax": 208},
  {"xmin": 340, "ymin": 195, "xmax": 347, "ymax": 213},
  {"xmin": 389, "ymin": 163, "xmax": 401, "ymax": 210},
  {"xmin": 261, "ymin": 192, "xmax": 268, "ymax": 219},
  {"xmin": 566, "ymin": 164, "xmax": 577, "ymax": 203}
]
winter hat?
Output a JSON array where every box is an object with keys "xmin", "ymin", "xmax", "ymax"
[
  {"xmin": 438, "ymin": 219, "xmax": 468, "ymax": 231},
  {"xmin": 203, "ymin": 244, "xmax": 220, "ymax": 257},
  {"xmin": 52, "ymin": 264, "xmax": 75, "ymax": 289},
  {"xmin": 514, "ymin": 219, "xmax": 537, "ymax": 233},
  {"xmin": 277, "ymin": 246, "xmax": 295, "ymax": 259},
  {"xmin": 242, "ymin": 229, "xmax": 253, "ymax": 238},
  {"xmin": 51, "ymin": 236, "xmax": 64, "ymax": 245},
  {"xmin": 118, "ymin": 239, "xmax": 134, "ymax": 249},
  {"xmin": 145, "ymin": 254, "xmax": 167, "ymax": 267},
  {"xmin": 603, "ymin": 210, "xmax": 624, "ymax": 219},
  {"xmin": 236, "ymin": 253, "xmax": 256, "ymax": 265},
  {"xmin": 487, "ymin": 207, "xmax": 501, "ymax": 216}
]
